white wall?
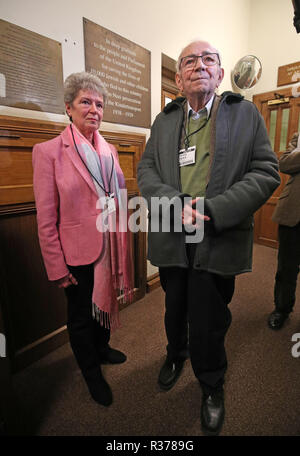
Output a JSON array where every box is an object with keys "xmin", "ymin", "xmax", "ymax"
[
  {"xmin": 250, "ymin": 0, "xmax": 299, "ymax": 96},
  {"xmin": 0, "ymin": 0, "xmax": 251, "ymax": 132},
  {"xmin": 2, "ymin": 1, "xmax": 299, "ymax": 119}
]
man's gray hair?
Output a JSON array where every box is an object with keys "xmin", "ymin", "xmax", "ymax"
[
  {"xmin": 176, "ymin": 40, "xmax": 222, "ymax": 73},
  {"xmin": 64, "ymin": 71, "xmax": 108, "ymax": 105}
]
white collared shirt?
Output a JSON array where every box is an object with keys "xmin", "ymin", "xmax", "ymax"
[{"xmin": 187, "ymin": 94, "xmax": 215, "ymax": 121}]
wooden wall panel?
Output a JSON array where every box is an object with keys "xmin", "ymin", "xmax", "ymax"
[{"xmin": 0, "ymin": 115, "xmax": 146, "ymax": 372}]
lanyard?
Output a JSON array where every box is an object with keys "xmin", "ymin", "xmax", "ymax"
[
  {"xmin": 70, "ymin": 124, "xmax": 114, "ymax": 196},
  {"xmin": 183, "ymin": 112, "xmax": 210, "ymax": 150}
]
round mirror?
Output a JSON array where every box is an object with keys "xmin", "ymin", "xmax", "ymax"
[{"xmin": 232, "ymin": 55, "xmax": 262, "ymax": 90}]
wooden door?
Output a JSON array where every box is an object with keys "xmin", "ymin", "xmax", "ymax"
[
  {"xmin": 253, "ymin": 88, "xmax": 300, "ymax": 247},
  {"xmin": 161, "ymin": 53, "xmax": 179, "ymax": 111},
  {"xmin": 162, "ymin": 89, "xmax": 177, "ymax": 109}
]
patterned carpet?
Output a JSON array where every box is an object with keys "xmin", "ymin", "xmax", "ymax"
[{"xmin": 13, "ymin": 244, "xmax": 300, "ymax": 436}]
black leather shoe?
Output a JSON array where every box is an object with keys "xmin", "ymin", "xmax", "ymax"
[
  {"xmin": 201, "ymin": 390, "xmax": 224, "ymax": 435},
  {"xmin": 268, "ymin": 311, "xmax": 288, "ymax": 330},
  {"xmin": 84, "ymin": 372, "xmax": 113, "ymax": 406},
  {"xmin": 158, "ymin": 358, "xmax": 185, "ymax": 391},
  {"xmin": 99, "ymin": 346, "xmax": 127, "ymax": 364}
]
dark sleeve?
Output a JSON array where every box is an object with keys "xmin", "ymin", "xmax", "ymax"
[
  {"xmin": 205, "ymin": 111, "xmax": 280, "ymax": 233},
  {"xmin": 279, "ymin": 133, "xmax": 300, "ymax": 175},
  {"xmin": 137, "ymin": 118, "xmax": 189, "ymax": 208}
]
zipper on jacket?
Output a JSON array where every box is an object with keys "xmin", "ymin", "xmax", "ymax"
[
  {"xmin": 176, "ymin": 110, "xmax": 184, "ymax": 193},
  {"xmin": 176, "ymin": 101, "xmax": 191, "ymax": 267}
]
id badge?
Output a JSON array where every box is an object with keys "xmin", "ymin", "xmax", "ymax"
[
  {"xmin": 106, "ymin": 193, "xmax": 116, "ymax": 214},
  {"xmin": 179, "ymin": 146, "xmax": 196, "ymax": 167}
]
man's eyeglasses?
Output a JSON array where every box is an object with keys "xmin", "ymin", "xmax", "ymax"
[{"xmin": 180, "ymin": 53, "xmax": 220, "ymax": 70}]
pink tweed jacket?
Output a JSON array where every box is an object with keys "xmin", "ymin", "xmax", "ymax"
[{"xmin": 32, "ymin": 127, "xmax": 118, "ymax": 281}]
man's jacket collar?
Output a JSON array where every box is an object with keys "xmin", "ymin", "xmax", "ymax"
[{"xmin": 163, "ymin": 91, "xmax": 244, "ymax": 114}]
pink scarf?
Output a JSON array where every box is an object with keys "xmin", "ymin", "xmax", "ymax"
[{"xmin": 68, "ymin": 124, "xmax": 133, "ymax": 330}]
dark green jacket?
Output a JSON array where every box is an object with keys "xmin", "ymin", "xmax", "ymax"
[{"xmin": 137, "ymin": 92, "xmax": 280, "ymax": 275}]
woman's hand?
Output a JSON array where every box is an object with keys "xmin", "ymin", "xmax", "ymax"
[{"xmin": 56, "ymin": 273, "xmax": 78, "ymax": 289}]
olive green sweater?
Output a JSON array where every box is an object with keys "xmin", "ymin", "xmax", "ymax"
[{"xmin": 180, "ymin": 115, "xmax": 211, "ymax": 198}]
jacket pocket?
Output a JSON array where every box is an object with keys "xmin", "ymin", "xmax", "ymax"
[
  {"xmin": 59, "ymin": 221, "xmax": 81, "ymax": 228},
  {"xmin": 279, "ymin": 185, "xmax": 291, "ymax": 199},
  {"xmin": 59, "ymin": 224, "xmax": 81, "ymax": 261}
]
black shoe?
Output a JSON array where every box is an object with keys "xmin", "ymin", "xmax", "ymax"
[
  {"xmin": 158, "ymin": 358, "xmax": 185, "ymax": 391},
  {"xmin": 99, "ymin": 346, "xmax": 127, "ymax": 364},
  {"xmin": 268, "ymin": 311, "xmax": 288, "ymax": 330},
  {"xmin": 84, "ymin": 372, "xmax": 113, "ymax": 406},
  {"xmin": 201, "ymin": 390, "xmax": 225, "ymax": 436}
]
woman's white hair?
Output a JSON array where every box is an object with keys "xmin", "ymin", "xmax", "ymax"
[{"xmin": 64, "ymin": 71, "xmax": 108, "ymax": 105}]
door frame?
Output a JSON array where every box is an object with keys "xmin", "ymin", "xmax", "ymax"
[{"xmin": 253, "ymin": 87, "xmax": 298, "ymax": 247}]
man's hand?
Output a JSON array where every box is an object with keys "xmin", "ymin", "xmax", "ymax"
[
  {"xmin": 56, "ymin": 273, "xmax": 78, "ymax": 289},
  {"xmin": 182, "ymin": 197, "xmax": 210, "ymax": 228}
]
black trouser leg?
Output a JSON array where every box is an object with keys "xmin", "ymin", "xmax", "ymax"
[
  {"xmin": 187, "ymin": 269, "xmax": 234, "ymax": 394},
  {"xmin": 159, "ymin": 244, "xmax": 235, "ymax": 394},
  {"xmin": 65, "ymin": 264, "xmax": 110, "ymax": 378},
  {"xmin": 159, "ymin": 267, "xmax": 189, "ymax": 361},
  {"xmin": 274, "ymin": 224, "xmax": 300, "ymax": 314}
]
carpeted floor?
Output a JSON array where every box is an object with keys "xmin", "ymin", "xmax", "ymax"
[{"xmin": 13, "ymin": 244, "xmax": 300, "ymax": 436}]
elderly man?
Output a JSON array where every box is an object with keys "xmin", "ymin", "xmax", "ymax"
[{"xmin": 137, "ymin": 40, "xmax": 280, "ymax": 434}]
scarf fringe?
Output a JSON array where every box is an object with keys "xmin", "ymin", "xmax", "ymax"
[
  {"xmin": 113, "ymin": 273, "xmax": 133, "ymax": 304},
  {"xmin": 118, "ymin": 287, "xmax": 133, "ymax": 304},
  {"xmin": 92, "ymin": 302, "xmax": 120, "ymax": 330},
  {"xmin": 91, "ymin": 284, "xmax": 133, "ymax": 330}
]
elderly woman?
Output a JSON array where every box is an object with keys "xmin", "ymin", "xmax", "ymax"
[{"xmin": 33, "ymin": 72, "xmax": 132, "ymax": 406}]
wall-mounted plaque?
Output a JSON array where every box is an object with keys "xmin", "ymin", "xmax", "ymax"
[
  {"xmin": 0, "ymin": 19, "xmax": 64, "ymax": 114},
  {"xmin": 277, "ymin": 61, "xmax": 300, "ymax": 87},
  {"xmin": 83, "ymin": 18, "xmax": 151, "ymax": 128}
]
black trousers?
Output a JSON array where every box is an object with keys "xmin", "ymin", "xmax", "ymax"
[
  {"xmin": 159, "ymin": 244, "xmax": 235, "ymax": 394},
  {"xmin": 274, "ymin": 223, "xmax": 300, "ymax": 314},
  {"xmin": 64, "ymin": 264, "xmax": 110, "ymax": 378}
]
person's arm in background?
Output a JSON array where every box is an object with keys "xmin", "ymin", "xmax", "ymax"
[{"xmin": 279, "ymin": 133, "xmax": 300, "ymax": 175}]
